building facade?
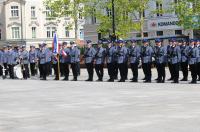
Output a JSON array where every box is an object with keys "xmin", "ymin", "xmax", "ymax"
[
  {"xmin": 84, "ymin": 0, "xmax": 195, "ymax": 43},
  {"xmin": 0, "ymin": 0, "xmax": 85, "ymax": 48}
]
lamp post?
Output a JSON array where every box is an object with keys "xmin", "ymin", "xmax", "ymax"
[{"xmin": 112, "ymin": 0, "xmax": 115, "ymax": 35}]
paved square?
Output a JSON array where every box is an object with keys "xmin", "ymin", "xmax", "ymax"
[{"xmin": 0, "ymin": 69, "xmax": 200, "ymax": 132}]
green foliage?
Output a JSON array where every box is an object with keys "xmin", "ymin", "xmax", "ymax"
[
  {"xmin": 84, "ymin": 0, "xmax": 153, "ymax": 39},
  {"xmin": 170, "ymin": 0, "xmax": 200, "ymax": 29},
  {"xmin": 44, "ymin": 0, "xmax": 85, "ymax": 39}
]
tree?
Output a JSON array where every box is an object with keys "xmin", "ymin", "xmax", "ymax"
[
  {"xmin": 44, "ymin": 0, "xmax": 84, "ymax": 40},
  {"xmin": 84, "ymin": 0, "xmax": 164, "ymax": 39},
  {"xmin": 170, "ymin": 0, "xmax": 200, "ymax": 29}
]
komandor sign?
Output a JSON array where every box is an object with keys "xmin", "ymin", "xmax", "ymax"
[{"xmin": 148, "ymin": 18, "xmax": 182, "ymax": 30}]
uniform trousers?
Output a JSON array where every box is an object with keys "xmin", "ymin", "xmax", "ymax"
[
  {"xmin": 142, "ymin": 63, "xmax": 152, "ymax": 81},
  {"xmin": 21, "ymin": 64, "xmax": 29, "ymax": 79},
  {"xmin": 190, "ymin": 64, "xmax": 197, "ymax": 82},
  {"xmin": 172, "ymin": 63, "xmax": 179, "ymax": 82},
  {"xmin": 71, "ymin": 63, "xmax": 78, "ymax": 78},
  {"xmin": 118, "ymin": 63, "xmax": 126, "ymax": 81},
  {"xmin": 180, "ymin": 62, "xmax": 188, "ymax": 79},
  {"xmin": 107, "ymin": 63, "xmax": 115, "ymax": 80},
  {"xmin": 130, "ymin": 63, "xmax": 139, "ymax": 81},
  {"xmin": 8, "ymin": 64, "xmax": 14, "ymax": 79},
  {"xmin": 53, "ymin": 63, "xmax": 59, "ymax": 79},
  {"xmin": 156, "ymin": 63, "xmax": 166, "ymax": 82},
  {"xmin": 40, "ymin": 63, "xmax": 47, "ymax": 80},
  {"xmin": 63, "ymin": 63, "xmax": 69, "ymax": 79},
  {"xmin": 30, "ymin": 63, "xmax": 36, "ymax": 76},
  {"xmin": 168, "ymin": 62, "xmax": 174, "ymax": 79},
  {"xmin": 86, "ymin": 63, "xmax": 94, "ymax": 80},
  {"xmin": 95, "ymin": 64, "xmax": 104, "ymax": 80},
  {"xmin": 197, "ymin": 62, "xmax": 200, "ymax": 80}
]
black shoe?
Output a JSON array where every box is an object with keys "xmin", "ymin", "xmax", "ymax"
[
  {"xmin": 118, "ymin": 79, "xmax": 125, "ymax": 82},
  {"xmin": 63, "ymin": 78, "xmax": 68, "ymax": 81},
  {"xmin": 142, "ymin": 77, "xmax": 146, "ymax": 80},
  {"xmin": 96, "ymin": 79, "xmax": 102, "ymax": 82},
  {"xmin": 180, "ymin": 78, "xmax": 188, "ymax": 81},
  {"xmin": 189, "ymin": 81, "xmax": 197, "ymax": 84},
  {"xmin": 86, "ymin": 79, "xmax": 93, "ymax": 81},
  {"xmin": 155, "ymin": 78, "xmax": 158, "ymax": 81},
  {"xmin": 144, "ymin": 80, "xmax": 151, "ymax": 83},
  {"xmin": 131, "ymin": 80, "xmax": 138, "ymax": 82},
  {"xmin": 108, "ymin": 79, "xmax": 114, "ymax": 82},
  {"xmin": 72, "ymin": 78, "xmax": 77, "ymax": 81},
  {"xmin": 40, "ymin": 78, "xmax": 47, "ymax": 80},
  {"xmin": 167, "ymin": 78, "xmax": 173, "ymax": 81},
  {"xmin": 171, "ymin": 81, "xmax": 179, "ymax": 83},
  {"xmin": 54, "ymin": 78, "xmax": 59, "ymax": 80}
]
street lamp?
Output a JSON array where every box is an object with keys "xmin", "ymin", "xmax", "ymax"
[{"xmin": 112, "ymin": 0, "xmax": 115, "ymax": 35}]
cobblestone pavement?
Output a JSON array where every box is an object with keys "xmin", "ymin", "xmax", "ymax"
[{"xmin": 0, "ymin": 69, "xmax": 200, "ymax": 132}]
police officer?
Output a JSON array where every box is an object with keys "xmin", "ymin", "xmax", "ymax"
[
  {"xmin": 117, "ymin": 40, "xmax": 128, "ymax": 82},
  {"xmin": 124, "ymin": 41, "xmax": 129, "ymax": 80},
  {"xmin": 196, "ymin": 39, "xmax": 200, "ymax": 81},
  {"xmin": 112, "ymin": 41, "xmax": 119, "ymax": 80},
  {"xmin": 154, "ymin": 39, "xmax": 167, "ymax": 83},
  {"xmin": 44, "ymin": 44, "xmax": 52, "ymax": 76},
  {"xmin": 29, "ymin": 45, "xmax": 37, "ymax": 76},
  {"xmin": 2, "ymin": 46, "xmax": 8, "ymax": 77},
  {"xmin": 170, "ymin": 38, "xmax": 181, "ymax": 83},
  {"xmin": 187, "ymin": 39, "xmax": 199, "ymax": 84},
  {"xmin": 129, "ymin": 39, "xmax": 140, "ymax": 82},
  {"xmin": 38, "ymin": 44, "xmax": 48, "ymax": 80},
  {"xmin": 94, "ymin": 40, "xmax": 106, "ymax": 81},
  {"xmin": 37, "ymin": 44, "xmax": 43, "ymax": 78},
  {"xmin": 7, "ymin": 45, "xmax": 19, "ymax": 79},
  {"xmin": 69, "ymin": 41, "xmax": 80, "ymax": 81},
  {"xmin": 180, "ymin": 39, "xmax": 189, "ymax": 81},
  {"xmin": 59, "ymin": 43, "xmax": 65, "ymax": 77},
  {"xmin": 141, "ymin": 39, "xmax": 153, "ymax": 83},
  {"xmin": 167, "ymin": 39, "xmax": 174, "ymax": 81},
  {"xmin": 84, "ymin": 40, "xmax": 96, "ymax": 81},
  {"xmin": 61, "ymin": 42, "xmax": 70, "ymax": 81},
  {"xmin": 20, "ymin": 45, "xmax": 29, "ymax": 79},
  {"xmin": 0, "ymin": 49, "xmax": 3, "ymax": 76},
  {"xmin": 106, "ymin": 40, "xmax": 115, "ymax": 82}
]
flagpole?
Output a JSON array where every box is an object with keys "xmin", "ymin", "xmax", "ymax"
[{"xmin": 57, "ymin": 53, "xmax": 60, "ymax": 80}]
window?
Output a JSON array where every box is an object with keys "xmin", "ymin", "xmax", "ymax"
[
  {"xmin": 79, "ymin": 7, "xmax": 83, "ymax": 19},
  {"xmin": 46, "ymin": 7, "xmax": 53, "ymax": 17},
  {"xmin": 136, "ymin": 33, "xmax": 141, "ymax": 38},
  {"xmin": 31, "ymin": 6, "xmax": 36, "ymax": 18},
  {"xmin": 175, "ymin": 30, "xmax": 182, "ymax": 35},
  {"xmin": 156, "ymin": 1, "xmax": 163, "ymax": 17},
  {"xmin": 0, "ymin": 29, "xmax": 1, "ymax": 40},
  {"xmin": 12, "ymin": 27, "xmax": 20, "ymax": 39},
  {"xmin": 79, "ymin": 12, "xmax": 83, "ymax": 19},
  {"xmin": 143, "ymin": 32, "xmax": 148, "ymax": 37},
  {"xmin": 11, "ymin": 6, "xmax": 19, "ymax": 17},
  {"xmin": 65, "ymin": 27, "xmax": 69, "ymax": 37},
  {"xmin": 32, "ymin": 27, "xmax": 36, "ymax": 38},
  {"xmin": 106, "ymin": 8, "xmax": 112, "ymax": 17},
  {"xmin": 80, "ymin": 29, "xmax": 84, "ymax": 39},
  {"xmin": 47, "ymin": 27, "xmax": 56, "ymax": 38},
  {"xmin": 157, "ymin": 31, "xmax": 163, "ymax": 36}
]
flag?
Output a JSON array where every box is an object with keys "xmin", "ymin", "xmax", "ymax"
[{"xmin": 52, "ymin": 33, "xmax": 59, "ymax": 54}]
